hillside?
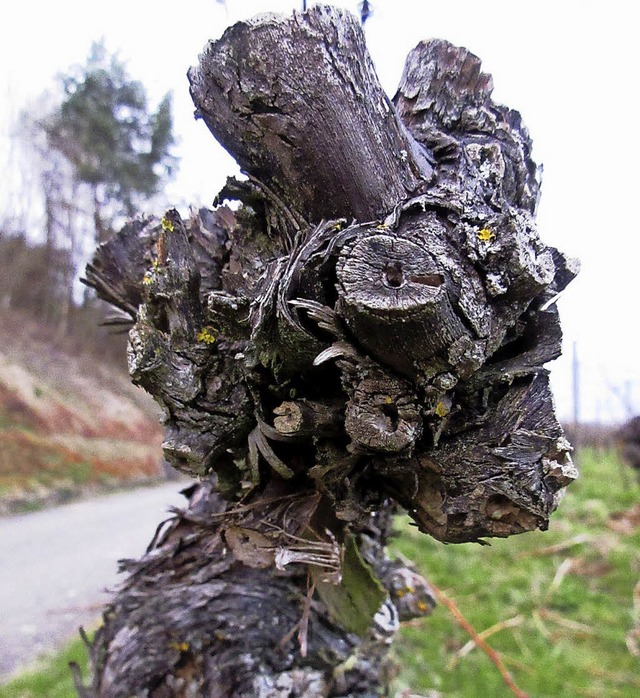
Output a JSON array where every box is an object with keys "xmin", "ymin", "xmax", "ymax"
[{"xmin": 0, "ymin": 308, "xmax": 165, "ymax": 513}]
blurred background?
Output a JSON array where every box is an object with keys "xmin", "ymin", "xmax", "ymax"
[
  {"xmin": 2, "ymin": 0, "xmax": 638, "ymax": 429},
  {"xmin": 0, "ymin": 1, "xmax": 638, "ymax": 696}
]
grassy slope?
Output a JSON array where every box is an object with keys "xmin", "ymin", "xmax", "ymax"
[
  {"xmin": 3, "ymin": 449, "xmax": 639, "ymax": 697},
  {"xmin": 0, "ymin": 308, "xmax": 164, "ymax": 510}
]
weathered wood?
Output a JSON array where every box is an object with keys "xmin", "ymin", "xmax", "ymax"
[
  {"xmin": 394, "ymin": 39, "xmax": 540, "ymax": 214},
  {"xmin": 73, "ymin": 479, "xmax": 433, "ymax": 697},
  {"xmin": 273, "ymin": 399, "xmax": 343, "ymax": 437},
  {"xmin": 188, "ymin": 6, "xmax": 432, "ymax": 224},
  {"xmin": 336, "ymin": 231, "xmax": 467, "ymax": 378},
  {"xmin": 79, "ymin": 5, "xmax": 577, "ymax": 696}
]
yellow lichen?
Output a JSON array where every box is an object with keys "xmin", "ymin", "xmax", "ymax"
[
  {"xmin": 169, "ymin": 641, "xmax": 189, "ymax": 652},
  {"xmin": 418, "ymin": 601, "xmax": 429, "ymax": 613},
  {"xmin": 142, "ymin": 272, "xmax": 153, "ymax": 285},
  {"xmin": 477, "ymin": 227, "xmax": 495, "ymax": 242},
  {"xmin": 435, "ymin": 401, "xmax": 449, "ymax": 418},
  {"xmin": 161, "ymin": 216, "xmax": 175, "ymax": 233},
  {"xmin": 396, "ymin": 585, "xmax": 416, "ymax": 599},
  {"xmin": 197, "ymin": 327, "xmax": 216, "ymax": 345}
]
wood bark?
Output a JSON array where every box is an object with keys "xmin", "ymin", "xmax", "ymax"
[
  {"xmin": 619, "ymin": 416, "xmax": 640, "ymax": 475},
  {"xmin": 79, "ymin": 5, "xmax": 577, "ymax": 696}
]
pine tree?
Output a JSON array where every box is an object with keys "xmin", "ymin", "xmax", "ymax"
[{"xmin": 42, "ymin": 41, "xmax": 176, "ymax": 243}]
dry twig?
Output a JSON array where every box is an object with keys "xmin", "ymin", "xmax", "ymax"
[
  {"xmin": 625, "ymin": 580, "xmax": 640, "ymax": 657},
  {"xmin": 447, "ymin": 615, "xmax": 525, "ymax": 669},
  {"xmin": 516, "ymin": 534, "xmax": 592, "ymax": 559},
  {"xmin": 543, "ymin": 557, "xmax": 574, "ymax": 603},
  {"xmin": 298, "ymin": 578, "xmax": 316, "ymax": 658},
  {"xmin": 432, "ymin": 584, "xmax": 528, "ymax": 698},
  {"xmin": 537, "ymin": 608, "xmax": 595, "ymax": 636}
]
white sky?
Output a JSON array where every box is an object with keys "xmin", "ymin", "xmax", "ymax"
[{"xmin": 1, "ymin": 0, "xmax": 638, "ymax": 423}]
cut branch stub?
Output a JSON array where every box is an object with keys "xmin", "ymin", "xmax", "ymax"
[
  {"xmin": 273, "ymin": 399, "xmax": 343, "ymax": 438},
  {"xmin": 342, "ymin": 361, "xmax": 423, "ymax": 455},
  {"xmin": 188, "ymin": 6, "xmax": 432, "ymax": 225},
  {"xmin": 394, "ymin": 39, "xmax": 540, "ymax": 214},
  {"xmin": 336, "ymin": 231, "xmax": 471, "ymax": 379}
]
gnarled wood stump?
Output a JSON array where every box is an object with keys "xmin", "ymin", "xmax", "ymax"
[{"xmin": 79, "ymin": 6, "xmax": 577, "ymax": 696}]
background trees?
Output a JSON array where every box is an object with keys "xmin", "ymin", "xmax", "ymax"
[
  {"xmin": 0, "ymin": 40, "xmax": 176, "ymax": 341},
  {"xmin": 41, "ymin": 41, "xmax": 176, "ymax": 242}
]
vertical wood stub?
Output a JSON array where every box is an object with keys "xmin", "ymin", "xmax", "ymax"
[{"xmin": 188, "ymin": 6, "xmax": 432, "ymax": 225}]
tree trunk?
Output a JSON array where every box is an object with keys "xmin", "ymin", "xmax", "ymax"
[{"xmin": 79, "ymin": 6, "xmax": 577, "ymax": 696}]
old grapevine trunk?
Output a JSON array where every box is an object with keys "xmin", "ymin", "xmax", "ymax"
[{"xmin": 78, "ymin": 6, "xmax": 577, "ymax": 696}]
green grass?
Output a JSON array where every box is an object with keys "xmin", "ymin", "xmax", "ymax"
[
  {"xmin": 0, "ymin": 636, "xmax": 90, "ymax": 698},
  {"xmin": 390, "ymin": 448, "xmax": 640, "ymax": 697},
  {"xmin": 2, "ymin": 449, "xmax": 638, "ymax": 697}
]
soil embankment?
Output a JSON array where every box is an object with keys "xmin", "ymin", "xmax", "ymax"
[{"xmin": 0, "ymin": 308, "xmax": 164, "ymax": 513}]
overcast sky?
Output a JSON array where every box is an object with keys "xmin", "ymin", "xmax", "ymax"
[{"xmin": 1, "ymin": 0, "xmax": 638, "ymax": 423}]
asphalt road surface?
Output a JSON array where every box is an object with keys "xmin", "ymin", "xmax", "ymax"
[{"xmin": 0, "ymin": 482, "xmax": 189, "ymax": 680}]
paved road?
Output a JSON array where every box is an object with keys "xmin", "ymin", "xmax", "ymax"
[{"xmin": 0, "ymin": 482, "xmax": 189, "ymax": 680}]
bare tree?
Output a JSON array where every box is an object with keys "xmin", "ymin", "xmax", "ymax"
[{"xmin": 79, "ymin": 7, "xmax": 577, "ymax": 696}]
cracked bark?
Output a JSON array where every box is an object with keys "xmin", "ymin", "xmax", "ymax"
[{"xmin": 79, "ymin": 5, "xmax": 577, "ymax": 696}]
